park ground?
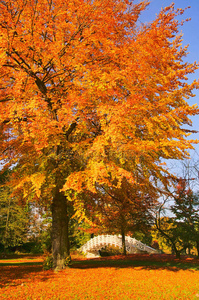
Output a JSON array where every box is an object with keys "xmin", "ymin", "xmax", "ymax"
[{"xmin": 0, "ymin": 253, "xmax": 199, "ymax": 299}]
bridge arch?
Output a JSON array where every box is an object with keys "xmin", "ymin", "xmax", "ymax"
[{"xmin": 80, "ymin": 235, "xmax": 158, "ymax": 258}]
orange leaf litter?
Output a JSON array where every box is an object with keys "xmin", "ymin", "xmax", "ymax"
[{"xmin": 0, "ymin": 254, "xmax": 199, "ymax": 299}]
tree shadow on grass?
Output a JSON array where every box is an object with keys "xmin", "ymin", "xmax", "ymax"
[
  {"xmin": 0, "ymin": 254, "xmax": 198, "ymax": 289},
  {"xmin": 70, "ymin": 254, "xmax": 199, "ymax": 272},
  {"xmin": 0, "ymin": 263, "xmax": 54, "ymax": 288},
  {"xmin": 0, "ymin": 261, "xmax": 42, "ymax": 266},
  {"xmin": 0, "ymin": 254, "xmax": 42, "ymax": 260}
]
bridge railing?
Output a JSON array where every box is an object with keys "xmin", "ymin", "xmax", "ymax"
[{"xmin": 81, "ymin": 234, "xmax": 158, "ymax": 255}]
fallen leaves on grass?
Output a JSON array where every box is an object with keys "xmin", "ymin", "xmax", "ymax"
[{"xmin": 0, "ymin": 254, "xmax": 199, "ymax": 299}]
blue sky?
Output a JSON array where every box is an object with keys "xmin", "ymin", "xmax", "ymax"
[{"xmin": 137, "ymin": 0, "xmax": 199, "ymax": 157}]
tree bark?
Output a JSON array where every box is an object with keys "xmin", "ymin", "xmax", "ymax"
[
  {"xmin": 4, "ymin": 196, "xmax": 11, "ymax": 251},
  {"xmin": 51, "ymin": 188, "xmax": 70, "ymax": 271},
  {"xmin": 172, "ymin": 244, "xmax": 181, "ymax": 259},
  {"xmin": 155, "ymin": 219, "xmax": 181, "ymax": 259},
  {"xmin": 121, "ymin": 226, "xmax": 126, "ymax": 255},
  {"xmin": 196, "ymin": 241, "xmax": 199, "ymax": 258}
]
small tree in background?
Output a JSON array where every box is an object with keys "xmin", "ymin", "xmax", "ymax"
[
  {"xmin": 0, "ymin": 171, "xmax": 29, "ymax": 253},
  {"xmin": 95, "ymin": 179, "xmax": 157, "ymax": 255},
  {"xmin": 154, "ymin": 215, "xmax": 184, "ymax": 258},
  {"xmin": 153, "ymin": 175, "xmax": 199, "ymax": 258},
  {"xmin": 171, "ymin": 179, "xmax": 199, "ymax": 256}
]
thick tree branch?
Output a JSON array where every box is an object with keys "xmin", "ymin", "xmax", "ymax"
[{"xmin": 64, "ymin": 121, "xmax": 78, "ymax": 141}]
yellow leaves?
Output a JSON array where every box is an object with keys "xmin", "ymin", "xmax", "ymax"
[
  {"xmin": 30, "ymin": 173, "xmax": 45, "ymax": 198},
  {"xmin": 62, "ymin": 172, "xmax": 85, "ymax": 193},
  {"xmin": 15, "ymin": 173, "xmax": 45, "ymax": 199},
  {"xmin": 62, "ymin": 158, "xmax": 135, "ymax": 195}
]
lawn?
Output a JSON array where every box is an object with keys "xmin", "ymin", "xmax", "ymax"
[{"xmin": 0, "ymin": 253, "xmax": 199, "ymax": 299}]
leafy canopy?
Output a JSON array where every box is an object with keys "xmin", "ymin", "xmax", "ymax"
[{"xmin": 0, "ymin": 0, "xmax": 198, "ymax": 212}]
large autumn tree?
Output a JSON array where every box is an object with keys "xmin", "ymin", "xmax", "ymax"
[{"xmin": 0, "ymin": 0, "xmax": 198, "ymax": 270}]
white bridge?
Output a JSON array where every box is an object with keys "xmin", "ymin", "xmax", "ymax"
[{"xmin": 81, "ymin": 235, "xmax": 159, "ymax": 257}]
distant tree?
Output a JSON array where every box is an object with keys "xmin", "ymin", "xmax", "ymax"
[
  {"xmin": 154, "ymin": 215, "xmax": 184, "ymax": 258},
  {"xmin": 0, "ymin": 171, "xmax": 29, "ymax": 252},
  {"xmin": 154, "ymin": 176, "xmax": 199, "ymax": 258},
  {"xmin": 87, "ymin": 178, "xmax": 157, "ymax": 255},
  {"xmin": 132, "ymin": 230, "xmax": 153, "ymax": 248},
  {"xmin": 69, "ymin": 219, "xmax": 92, "ymax": 250},
  {"xmin": 25, "ymin": 204, "xmax": 52, "ymax": 253},
  {"xmin": 171, "ymin": 179, "xmax": 199, "ymax": 256}
]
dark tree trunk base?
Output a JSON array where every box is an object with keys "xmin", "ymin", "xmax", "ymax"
[
  {"xmin": 121, "ymin": 228, "xmax": 126, "ymax": 255},
  {"xmin": 51, "ymin": 188, "xmax": 70, "ymax": 271},
  {"xmin": 175, "ymin": 250, "xmax": 181, "ymax": 259},
  {"xmin": 196, "ymin": 241, "xmax": 199, "ymax": 258}
]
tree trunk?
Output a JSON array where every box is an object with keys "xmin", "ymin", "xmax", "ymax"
[
  {"xmin": 196, "ymin": 241, "xmax": 199, "ymax": 258},
  {"xmin": 4, "ymin": 196, "xmax": 11, "ymax": 251},
  {"xmin": 155, "ymin": 221, "xmax": 181, "ymax": 259},
  {"xmin": 121, "ymin": 226, "xmax": 126, "ymax": 255},
  {"xmin": 51, "ymin": 188, "xmax": 70, "ymax": 271},
  {"xmin": 187, "ymin": 244, "xmax": 191, "ymax": 255},
  {"xmin": 172, "ymin": 244, "xmax": 181, "ymax": 259}
]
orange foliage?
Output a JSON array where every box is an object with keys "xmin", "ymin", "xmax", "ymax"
[{"xmin": 0, "ymin": 0, "xmax": 198, "ymax": 196}]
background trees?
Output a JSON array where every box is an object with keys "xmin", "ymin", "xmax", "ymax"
[
  {"xmin": 0, "ymin": 171, "xmax": 29, "ymax": 252},
  {"xmin": 0, "ymin": 0, "xmax": 198, "ymax": 269},
  {"xmin": 171, "ymin": 179, "xmax": 199, "ymax": 256},
  {"xmin": 88, "ymin": 178, "xmax": 157, "ymax": 254},
  {"xmin": 154, "ymin": 176, "xmax": 199, "ymax": 258}
]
